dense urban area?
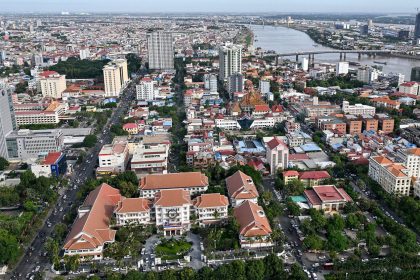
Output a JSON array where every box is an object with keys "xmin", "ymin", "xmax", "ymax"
[{"xmin": 0, "ymin": 10, "xmax": 420, "ymax": 280}]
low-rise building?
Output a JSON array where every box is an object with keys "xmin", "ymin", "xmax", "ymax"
[
  {"xmin": 266, "ymin": 137, "xmax": 289, "ymax": 174},
  {"xmin": 193, "ymin": 193, "xmax": 229, "ymax": 226},
  {"xmin": 304, "ymin": 185, "xmax": 352, "ymax": 212},
  {"xmin": 342, "ymin": 101, "xmax": 376, "ymax": 116},
  {"xmin": 97, "ymin": 139, "xmax": 129, "ymax": 176},
  {"xmin": 131, "ymin": 141, "xmax": 169, "ymax": 177},
  {"xmin": 30, "ymin": 152, "xmax": 67, "ymax": 178},
  {"xmin": 234, "ymin": 201, "xmax": 273, "ymax": 249}
]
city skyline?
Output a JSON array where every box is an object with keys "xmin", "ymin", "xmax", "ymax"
[{"xmin": 0, "ymin": 0, "xmax": 419, "ymax": 13}]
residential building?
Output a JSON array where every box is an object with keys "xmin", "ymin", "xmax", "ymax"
[
  {"xmin": 395, "ymin": 148, "xmax": 420, "ymax": 178},
  {"xmin": 193, "ymin": 193, "xmax": 229, "ymax": 227},
  {"xmin": 147, "ymin": 31, "xmax": 174, "ymax": 70},
  {"xmin": 30, "ymin": 152, "xmax": 67, "ymax": 178},
  {"xmin": 154, "ymin": 189, "xmax": 192, "ymax": 236},
  {"xmin": 0, "ymin": 81, "xmax": 16, "ymax": 159},
  {"xmin": 344, "ymin": 115, "xmax": 362, "ymax": 135},
  {"xmin": 371, "ymin": 97, "xmax": 400, "ymax": 110},
  {"xmin": 375, "ymin": 113, "xmax": 395, "ymax": 134},
  {"xmin": 6, "ymin": 129, "xmax": 63, "ymax": 161},
  {"xmin": 283, "ymin": 170, "xmax": 331, "ymax": 187},
  {"xmin": 103, "ymin": 59, "xmax": 129, "ymax": 97},
  {"xmin": 259, "ymin": 80, "xmax": 271, "ymax": 94},
  {"xmin": 14, "ymin": 101, "xmax": 67, "ymax": 125},
  {"xmin": 136, "ymin": 77, "xmax": 157, "ymax": 101},
  {"xmin": 97, "ymin": 139, "xmax": 129, "ymax": 175},
  {"xmin": 362, "ymin": 116, "xmax": 379, "ymax": 132},
  {"xmin": 266, "ymin": 137, "xmax": 289, "ymax": 174},
  {"xmin": 219, "ymin": 43, "xmax": 242, "ymax": 81},
  {"xmin": 304, "ymin": 185, "xmax": 352, "ymax": 212},
  {"xmin": 234, "ymin": 201, "xmax": 273, "ymax": 249},
  {"xmin": 139, "ymin": 172, "xmax": 209, "ymax": 198},
  {"xmin": 225, "ymin": 171, "xmax": 259, "ymax": 207},
  {"xmin": 114, "ymin": 198, "xmax": 151, "ymax": 226},
  {"xmin": 63, "ymin": 183, "xmax": 122, "ymax": 260},
  {"xmin": 342, "ymin": 101, "xmax": 376, "ymax": 116},
  {"xmin": 368, "ymin": 155, "xmax": 411, "ymax": 196},
  {"xmin": 414, "ymin": 12, "xmax": 420, "ymax": 45},
  {"xmin": 79, "ymin": 47, "xmax": 90, "ymax": 60},
  {"xmin": 39, "ymin": 71, "xmax": 66, "ymax": 99},
  {"xmin": 204, "ymin": 74, "xmax": 218, "ymax": 93},
  {"xmin": 282, "ymin": 170, "xmax": 299, "ymax": 185}
]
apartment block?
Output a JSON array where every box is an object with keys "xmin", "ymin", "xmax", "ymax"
[
  {"xmin": 130, "ymin": 141, "xmax": 169, "ymax": 177},
  {"xmin": 368, "ymin": 155, "xmax": 411, "ymax": 196},
  {"xmin": 38, "ymin": 71, "xmax": 66, "ymax": 99},
  {"xmin": 344, "ymin": 115, "xmax": 362, "ymax": 135},
  {"xmin": 375, "ymin": 113, "xmax": 395, "ymax": 134},
  {"xmin": 342, "ymin": 101, "xmax": 376, "ymax": 116},
  {"xmin": 103, "ymin": 59, "xmax": 129, "ymax": 97},
  {"xmin": 362, "ymin": 116, "xmax": 379, "ymax": 132}
]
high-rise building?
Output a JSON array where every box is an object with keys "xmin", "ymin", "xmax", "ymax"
[
  {"xmin": 219, "ymin": 43, "xmax": 242, "ymax": 81},
  {"xmin": 0, "ymin": 50, "xmax": 6, "ymax": 62},
  {"xmin": 414, "ymin": 12, "xmax": 420, "ymax": 45},
  {"xmin": 103, "ymin": 59, "xmax": 130, "ymax": 97},
  {"xmin": 136, "ymin": 77, "xmax": 157, "ymax": 101},
  {"xmin": 259, "ymin": 80, "xmax": 271, "ymax": 94},
  {"xmin": 147, "ymin": 31, "xmax": 174, "ymax": 70},
  {"xmin": 31, "ymin": 53, "xmax": 43, "ymax": 66},
  {"xmin": 412, "ymin": 67, "xmax": 420, "ymax": 82},
  {"xmin": 39, "ymin": 71, "xmax": 67, "ymax": 99},
  {"xmin": 357, "ymin": 66, "xmax": 379, "ymax": 84},
  {"xmin": 227, "ymin": 73, "xmax": 244, "ymax": 96},
  {"xmin": 301, "ymin": 57, "xmax": 309, "ymax": 71},
  {"xmin": 0, "ymin": 81, "xmax": 16, "ymax": 159},
  {"xmin": 204, "ymin": 74, "xmax": 218, "ymax": 93},
  {"xmin": 79, "ymin": 47, "xmax": 90, "ymax": 60}
]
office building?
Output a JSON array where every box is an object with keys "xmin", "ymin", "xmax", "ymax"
[
  {"xmin": 0, "ymin": 81, "xmax": 16, "ymax": 159},
  {"xmin": 39, "ymin": 71, "xmax": 66, "ymax": 99},
  {"xmin": 411, "ymin": 67, "xmax": 420, "ymax": 82},
  {"xmin": 6, "ymin": 129, "xmax": 64, "ymax": 161},
  {"xmin": 147, "ymin": 31, "xmax": 174, "ymax": 70},
  {"xmin": 136, "ymin": 77, "xmax": 157, "ymax": 101},
  {"xmin": 219, "ymin": 43, "xmax": 242, "ymax": 81},
  {"xmin": 227, "ymin": 73, "xmax": 244, "ymax": 95},
  {"xmin": 0, "ymin": 50, "xmax": 6, "ymax": 62},
  {"xmin": 31, "ymin": 53, "xmax": 43, "ymax": 66},
  {"xmin": 414, "ymin": 12, "xmax": 420, "ymax": 45},
  {"xmin": 30, "ymin": 152, "xmax": 67, "ymax": 178},
  {"xmin": 97, "ymin": 138, "xmax": 129, "ymax": 175},
  {"xmin": 103, "ymin": 59, "xmax": 129, "ymax": 97},
  {"xmin": 336, "ymin": 62, "xmax": 349, "ymax": 75},
  {"xmin": 357, "ymin": 66, "xmax": 379, "ymax": 83}
]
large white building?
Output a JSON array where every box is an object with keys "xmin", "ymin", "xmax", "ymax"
[
  {"xmin": 342, "ymin": 101, "xmax": 376, "ymax": 116},
  {"xmin": 219, "ymin": 43, "xmax": 242, "ymax": 81},
  {"xmin": 259, "ymin": 80, "xmax": 271, "ymax": 94},
  {"xmin": 103, "ymin": 59, "xmax": 129, "ymax": 97},
  {"xmin": 97, "ymin": 138, "xmax": 129, "ymax": 175},
  {"xmin": 368, "ymin": 155, "xmax": 411, "ymax": 196},
  {"xmin": 204, "ymin": 74, "xmax": 218, "ymax": 93},
  {"xmin": 39, "ymin": 71, "xmax": 66, "ymax": 99},
  {"xmin": 79, "ymin": 47, "xmax": 90, "ymax": 60},
  {"xmin": 114, "ymin": 197, "xmax": 151, "ymax": 226},
  {"xmin": 6, "ymin": 129, "xmax": 64, "ymax": 161},
  {"xmin": 266, "ymin": 137, "xmax": 289, "ymax": 174},
  {"xmin": 130, "ymin": 141, "xmax": 169, "ymax": 177},
  {"xmin": 147, "ymin": 31, "xmax": 174, "ymax": 70},
  {"xmin": 395, "ymin": 148, "xmax": 420, "ymax": 178},
  {"xmin": 336, "ymin": 62, "xmax": 349, "ymax": 75},
  {"xmin": 136, "ymin": 77, "xmax": 157, "ymax": 101},
  {"xmin": 193, "ymin": 193, "xmax": 229, "ymax": 227},
  {"xmin": 399, "ymin": 82, "xmax": 420, "ymax": 95},
  {"xmin": 14, "ymin": 101, "xmax": 67, "ymax": 125}
]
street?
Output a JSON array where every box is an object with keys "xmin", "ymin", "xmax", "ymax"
[{"xmin": 7, "ymin": 82, "xmax": 137, "ymax": 280}]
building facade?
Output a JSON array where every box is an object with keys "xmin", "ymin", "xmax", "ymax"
[
  {"xmin": 103, "ymin": 59, "xmax": 129, "ymax": 97},
  {"xmin": 147, "ymin": 31, "xmax": 174, "ymax": 70},
  {"xmin": 219, "ymin": 43, "xmax": 242, "ymax": 81},
  {"xmin": 0, "ymin": 81, "xmax": 16, "ymax": 159},
  {"xmin": 266, "ymin": 137, "xmax": 289, "ymax": 174},
  {"xmin": 39, "ymin": 71, "xmax": 66, "ymax": 99}
]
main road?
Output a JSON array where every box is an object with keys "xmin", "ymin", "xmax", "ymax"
[{"xmin": 7, "ymin": 81, "xmax": 137, "ymax": 280}]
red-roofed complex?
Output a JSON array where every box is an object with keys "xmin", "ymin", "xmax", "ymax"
[
  {"xmin": 193, "ymin": 193, "xmax": 229, "ymax": 226},
  {"xmin": 139, "ymin": 172, "xmax": 209, "ymax": 198},
  {"xmin": 226, "ymin": 171, "xmax": 259, "ymax": 207},
  {"xmin": 63, "ymin": 183, "xmax": 122, "ymax": 260},
  {"xmin": 304, "ymin": 185, "xmax": 352, "ymax": 212},
  {"xmin": 234, "ymin": 201, "xmax": 273, "ymax": 248}
]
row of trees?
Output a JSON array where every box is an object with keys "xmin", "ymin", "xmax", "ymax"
[{"xmin": 54, "ymin": 254, "xmax": 308, "ymax": 280}]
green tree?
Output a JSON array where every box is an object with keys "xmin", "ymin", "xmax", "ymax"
[
  {"xmin": 289, "ymin": 263, "xmax": 308, "ymax": 280},
  {"xmin": 0, "ymin": 229, "xmax": 20, "ymax": 265},
  {"xmin": 303, "ymin": 234, "xmax": 324, "ymax": 250},
  {"xmin": 82, "ymin": 134, "xmax": 97, "ymax": 148},
  {"xmin": 0, "ymin": 157, "xmax": 9, "ymax": 171},
  {"xmin": 287, "ymin": 200, "xmax": 301, "ymax": 216},
  {"xmin": 327, "ymin": 230, "xmax": 348, "ymax": 252},
  {"xmin": 63, "ymin": 254, "xmax": 80, "ymax": 272},
  {"xmin": 284, "ymin": 179, "xmax": 306, "ymax": 196},
  {"xmin": 245, "ymin": 259, "xmax": 265, "ymax": 280}
]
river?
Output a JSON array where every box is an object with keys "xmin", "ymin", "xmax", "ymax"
[{"xmin": 250, "ymin": 25, "xmax": 419, "ymax": 79}]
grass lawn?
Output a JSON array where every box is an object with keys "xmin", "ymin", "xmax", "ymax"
[{"xmin": 155, "ymin": 238, "xmax": 192, "ymax": 260}]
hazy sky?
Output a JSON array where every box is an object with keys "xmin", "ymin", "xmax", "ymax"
[{"xmin": 0, "ymin": 0, "xmax": 419, "ymax": 13}]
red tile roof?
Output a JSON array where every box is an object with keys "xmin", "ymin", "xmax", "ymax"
[
  {"xmin": 114, "ymin": 197, "xmax": 150, "ymax": 213},
  {"xmin": 154, "ymin": 189, "xmax": 191, "ymax": 207},
  {"xmin": 43, "ymin": 152, "xmax": 63, "ymax": 165},
  {"xmin": 234, "ymin": 201, "xmax": 272, "ymax": 237},
  {"xmin": 139, "ymin": 172, "xmax": 209, "ymax": 191},
  {"xmin": 283, "ymin": 170, "xmax": 299, "ymax": 177},
  {"xmin": 299, "ymin": 171, "xmax": 331, "ymax": 180},
  {"xmin": 63, "ymin": 183, "xmax": 122, "ymax": 252},
  {"xmin": 304, "ymin": 185, "xmax": 352, "ymax": 207},
  {"xmin": 193, "ymin": 193, "xmax": 229, "ymax": 208},
  {"xmin": 226, "ymin": 171, "xmax": 259, "ymax": 200},
  {"xmin": 267, "ymin": 137, "xmax": 288, "ymax": 150}
]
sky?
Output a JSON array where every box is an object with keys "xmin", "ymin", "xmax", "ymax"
[{"xmin": 0, "ymin": 0, "xmax": 419, "ymax": 14}]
